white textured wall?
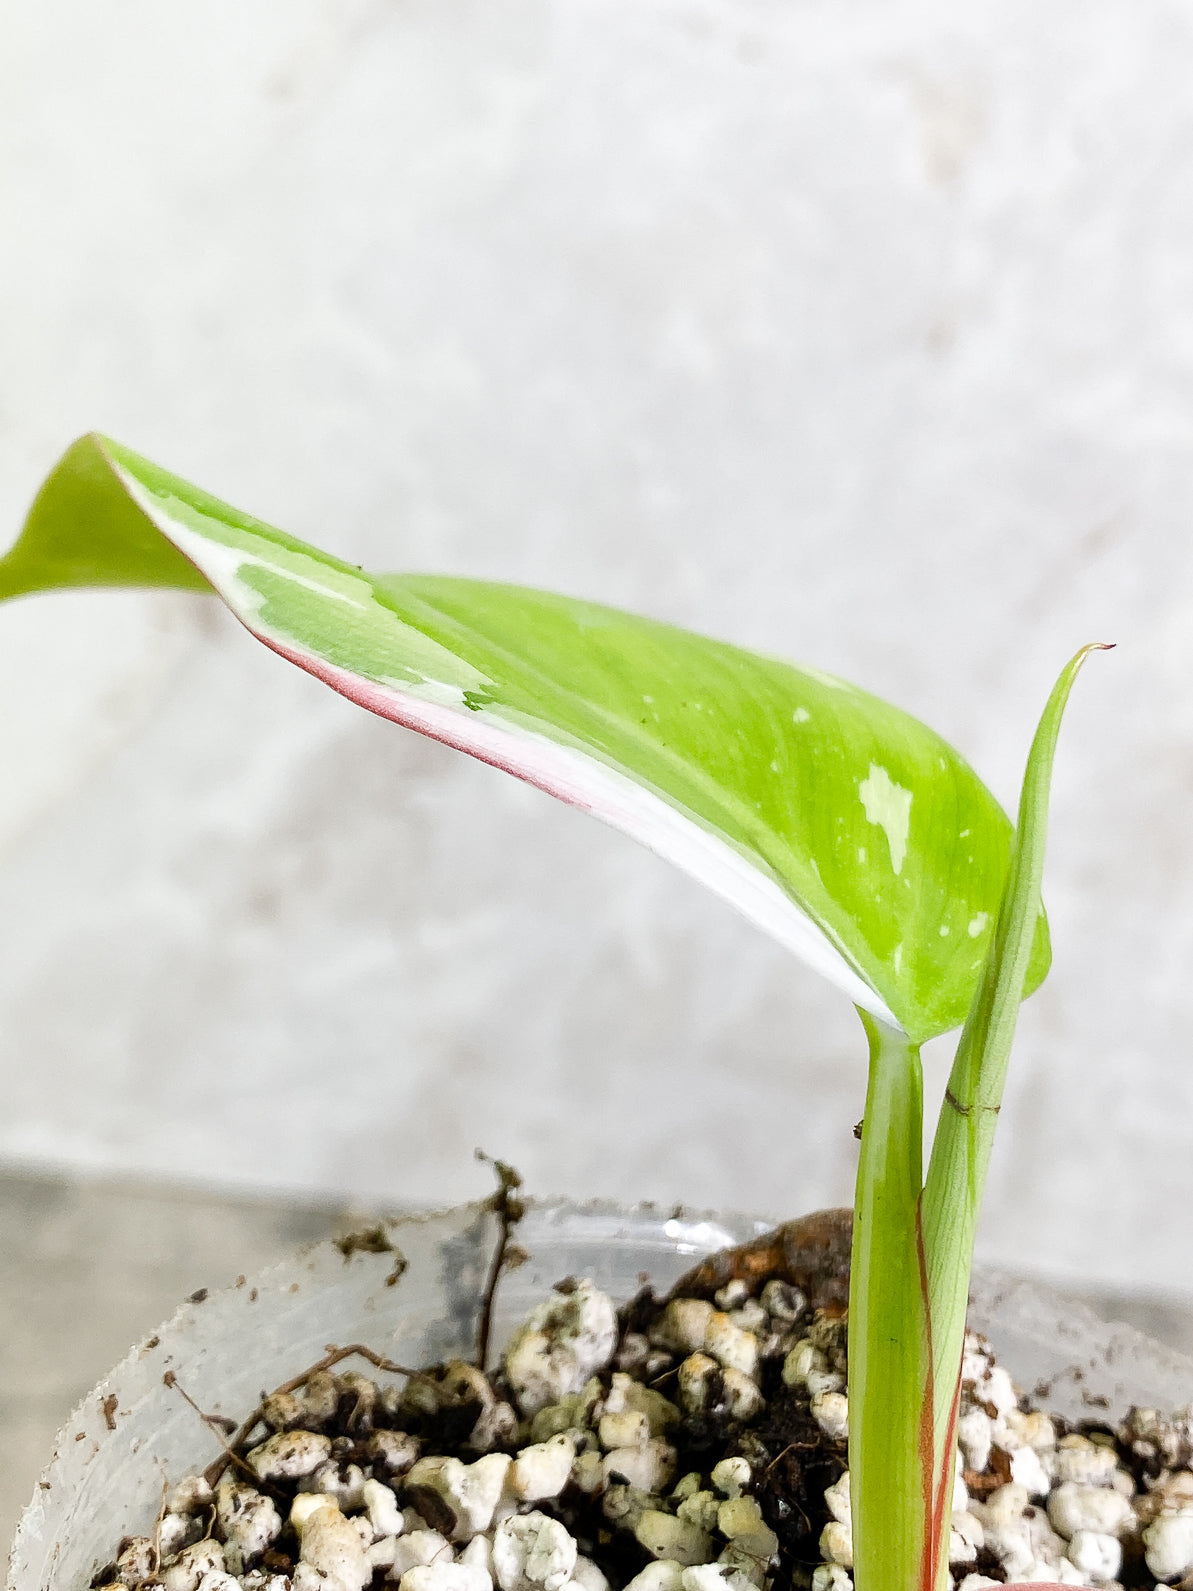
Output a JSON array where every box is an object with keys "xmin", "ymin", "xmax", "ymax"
[{"xmin": 2, "ymin": 0, "xmax": 1192, "ymax": 1297}]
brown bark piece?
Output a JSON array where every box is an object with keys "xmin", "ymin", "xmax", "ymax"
[{"xmin": 667, "ymin": 1207, "xmax": 854, "ymax": 1311}]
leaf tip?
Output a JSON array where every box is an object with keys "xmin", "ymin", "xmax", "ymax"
[{"xmin": 1059, "ymin": 640, "xmax": 1115, "ymax": 688}]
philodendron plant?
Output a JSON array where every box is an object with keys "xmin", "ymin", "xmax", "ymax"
[{"xmin": 2, "ymin": 435, "xmax": 1105, "ymax": 1591}]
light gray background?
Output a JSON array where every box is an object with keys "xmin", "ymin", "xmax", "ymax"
[{"xmin": 1, "ymin": 0, "xmax": 1191, "ymax": 1299}]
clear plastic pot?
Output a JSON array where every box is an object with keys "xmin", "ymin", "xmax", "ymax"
[{"xmin": 8, "ymin": 1198, "xmax": 1193, "ymax": 1591}]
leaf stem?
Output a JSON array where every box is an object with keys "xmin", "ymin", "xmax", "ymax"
[{"xmin": 849, "ymin": 1010, "xmax": 931, "ymax": 1591}]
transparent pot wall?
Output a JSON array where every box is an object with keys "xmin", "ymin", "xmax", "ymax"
[
  {"xmin": 7, "ymin": 1201, "xmax": 764, "ymax": 1591},
  {"xmin": 9, "ymin": 1200, "xmax": 1193, "ymax": 1591}
]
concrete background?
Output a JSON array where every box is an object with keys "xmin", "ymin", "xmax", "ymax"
[{"xmin": 1, "ymin": 1, "xmax": 1192, "ymax": 1299}]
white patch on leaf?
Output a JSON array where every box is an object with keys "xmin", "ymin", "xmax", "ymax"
[
  {"xmin": 967, "ymin": 912, "xmax": 989, "ymax": 939},
  {"xmin": 280, "ymin": 645, "xmax": 901, "ymax": 1028},
  {"xmin": 116, "ymin": 464, "xmax": 485, "ymax": 705},
  {"xmin": 124, "ymin": 487, "xmax": 370, "ymax": 614},
  {"xmin": 858, "ymin": 763, "xmax": 913, "ymax": 876},
  {"xmin": 792, "ymin": 707, "xmax": 811, "ymax": 723}
]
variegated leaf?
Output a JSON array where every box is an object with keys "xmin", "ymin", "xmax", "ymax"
[{"xmin": 0, "ymin": 435, "xmax": 1050, "ymax": 1040}]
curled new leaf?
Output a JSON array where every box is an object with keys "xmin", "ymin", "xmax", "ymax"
[{"xmin": 1, "ymin": 434, "xmax": 1050, "ymax": 1040}]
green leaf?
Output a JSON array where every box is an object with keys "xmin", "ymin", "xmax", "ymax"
[
  {"xmin": 1, "ymin": 434, "xmax": 1051, "ymax": 1041},
  {"xmin": 1, "ymin": 435, "xmax": 212, "ymax": 597}
]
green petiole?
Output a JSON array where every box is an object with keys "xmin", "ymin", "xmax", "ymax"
[
  {"xmin": 847, "ymin": 1013, "xmax": 929, "ymax": 1591},
  {"xmin": 848, "ymin": 646, "xmax": 1107, "ymax": 1591}
]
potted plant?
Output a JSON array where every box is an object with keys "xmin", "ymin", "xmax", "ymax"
[{"xmin": 2, "ymin": 435, "xmax": 1187, "ymax": 1591}]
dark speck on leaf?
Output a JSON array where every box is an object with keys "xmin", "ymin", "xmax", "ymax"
[{"xmin": 187, "ymin": 1288, "xmax": 209, "ymax": 1305}]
